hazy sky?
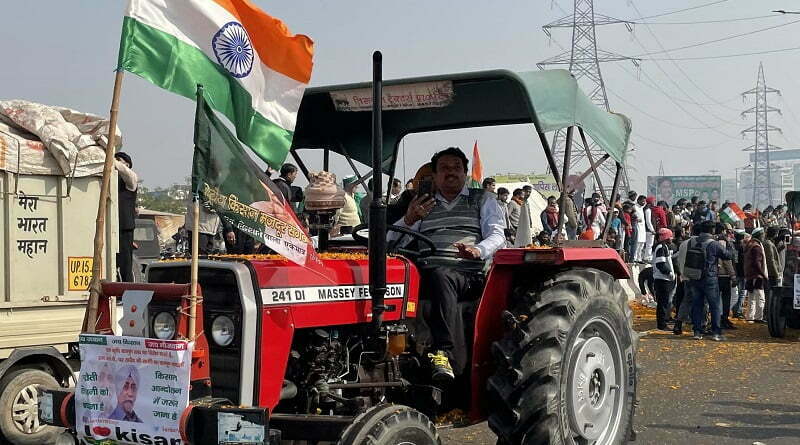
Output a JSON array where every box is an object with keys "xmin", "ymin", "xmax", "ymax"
[{"xmin": 3, "ymin": 0, "xmax": 800, "ymax": 193}]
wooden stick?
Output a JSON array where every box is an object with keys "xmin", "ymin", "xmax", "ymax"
[
  {"xmin": 188, "ymin": 197, "xmax": 200, "ymax": 341},
  {"xmin": 83, "ymin": 70, "xmax": 124, "ymax": 334}
]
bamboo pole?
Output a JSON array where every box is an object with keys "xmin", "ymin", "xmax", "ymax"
[
  {"xmin": 188, "ymin": 197, "xmax": 200, "ymax": 341},
  {"xmin": 83, "ymin": 70, "xmax": 124, "ymax": 334}
]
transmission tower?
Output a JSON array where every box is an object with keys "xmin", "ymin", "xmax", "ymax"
[
  {"xmin": 741, "ymin": 63, "xmax": 781, "ymax": 209},
  {"xmin": 538, "ymin": 0, "xmax": 639, "ymax": 195}
]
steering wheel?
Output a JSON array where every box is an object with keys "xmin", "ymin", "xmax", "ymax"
[{"xmin": 351, "ymin": 223, "xmax": 437, "ymax": 259}]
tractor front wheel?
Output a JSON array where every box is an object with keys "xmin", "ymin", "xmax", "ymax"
[
  {"xmin": 488, "ymin": 268, "xmax": 637, "ymax": 445},
  {"xmin": 336, "ymin": 404, "xmax": 441, "ymax": 445}
]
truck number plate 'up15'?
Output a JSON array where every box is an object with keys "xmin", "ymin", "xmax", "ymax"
[{"xmin": 261, "ymin": 284, "xmax": 405, "ymax": 305}]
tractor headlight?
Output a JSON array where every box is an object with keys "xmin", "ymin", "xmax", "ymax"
[
  {"xmin": 152, "ymin": 312, "xmax": 177, "ymax": 340},
  {"xmin": 211, "ymin": 315, "xmax": 235, "ymax": 346}
]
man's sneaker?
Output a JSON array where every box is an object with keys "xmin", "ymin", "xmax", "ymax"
[
  {"xmin": 712, "ymin": 334, "xmax": 725, "ymax": 342},
  {"xmin": 692, "ymin": 333, "xmax": 703, "ymax": 340},
  {"xmin": 428, "ymin": 351, "xmax": 455, "ymax": 382}
]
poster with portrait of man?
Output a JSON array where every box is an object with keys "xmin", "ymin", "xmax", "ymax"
[
  {"xmin": 75, "ymin": 335, "xmax": 192, "ymax": 445},
  {"xmin": 647, "ymin": 176, "xmax": 721, "ymax": 205}
]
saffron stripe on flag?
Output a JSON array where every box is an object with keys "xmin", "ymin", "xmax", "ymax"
[{"xmin": 210, "ymin": 0, "xmax": 314, "ymax": 83}]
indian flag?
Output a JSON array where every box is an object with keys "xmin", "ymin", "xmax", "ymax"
[
  {"xmin": 118, "ymin": 0, "xmax": 313, "ymax": 169},
  {"xmin": 469, "ymin": 141, "xmax": 483, "ymax": 188},
  {"xmin": 720, "ymin": 202, "xmax": 745, "ymax": 225}
]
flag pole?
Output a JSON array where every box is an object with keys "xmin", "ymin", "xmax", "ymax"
[
  {"xmin": 188, "ymin": 84, "xmax": 205, "ymax": 342},
  {"xmin": 84, "ymin": 69, "xmax": 124, "ymax": 334},
  {"xmin": 188, "ymin": 195, "xmax": 200, "ymax": 341}
]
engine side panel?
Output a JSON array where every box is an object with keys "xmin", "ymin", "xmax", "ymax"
[{"xmin": 251, "ymin": 256, "xmax": 419, "ymax": 409}]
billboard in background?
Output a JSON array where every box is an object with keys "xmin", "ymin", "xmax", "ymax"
[{"xmin": 647, "ymin": 176, "xmax": 721, "ymax": 204}]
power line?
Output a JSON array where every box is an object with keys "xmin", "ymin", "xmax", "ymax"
[
  {"xmin": 632, "ymin": 0, "xmax": 732, "ymax": 21},
  {"xmin": 636, "ymin": 14, "xmax": 781, "ymax": 25},
  {"xmin": 606, "ymin": 87, "xmax": 730, "ymax": 130},
  {"xmin": 644, "ymin": 45, "xmax": 800, "ymax": 61},
  {"xmin": 632, "ymin": 18, "xmax": 800, "ymax": 57},
  {"xmin": 631, "ymin": 133, "xmax": 731, "ymax": 150},
  {"xmin": 629, "ymin": 1, "xmax": 744, "ymax": 113}
]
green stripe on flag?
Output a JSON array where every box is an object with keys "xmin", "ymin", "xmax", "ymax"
[{"xmin": 118, "ymin": 17, "xmax": 292, "ymax": 169}]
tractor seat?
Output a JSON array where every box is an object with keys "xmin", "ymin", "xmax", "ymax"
[{"xmin": 304, "ymin": 170, "xmax": 346, "ymax": 211}]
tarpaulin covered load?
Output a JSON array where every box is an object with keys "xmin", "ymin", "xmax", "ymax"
[{"xmin": 0, "ymin": 100, "xmax": 120, "ymax": 177}]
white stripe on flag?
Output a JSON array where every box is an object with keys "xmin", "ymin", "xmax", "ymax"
[{"xmin": 127, "ymin": 0, "xmax": 304, "ymax": 131}]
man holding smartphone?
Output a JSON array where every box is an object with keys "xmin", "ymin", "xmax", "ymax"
[{"xmin": 388, "ymin": 147, "xmax": 506, "ymax": 382}]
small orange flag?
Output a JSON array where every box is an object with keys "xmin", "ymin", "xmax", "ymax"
[{"xmin": 470, "ymin": 141, "xmax": 483, "ymax": 188}]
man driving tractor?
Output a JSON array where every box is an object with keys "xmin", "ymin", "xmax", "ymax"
[{"xmin": 390, "ymin": 146, "xmax": 506, "ymax": 382}]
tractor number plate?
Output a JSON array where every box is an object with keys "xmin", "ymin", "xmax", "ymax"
[{"xmin": 218, "ymin": 412, "xmax": 265, "ymax": 444}]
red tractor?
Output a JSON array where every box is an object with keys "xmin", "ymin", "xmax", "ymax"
[{"xmin": 42, "ymin": 63, "xmax": 637, "ymax": 445}]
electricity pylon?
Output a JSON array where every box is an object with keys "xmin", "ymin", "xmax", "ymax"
[
  {"xmin": 538, "ymin": 0, "xmax": 639, "ymax": 195},
  {"xmin": 741, "ymin": 63, "xmax": 781, "ymax": 209}
]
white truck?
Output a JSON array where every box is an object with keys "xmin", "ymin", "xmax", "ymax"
[{"xmin": 0, "ymin": 101, "xmax": 118, "ymax": 444}]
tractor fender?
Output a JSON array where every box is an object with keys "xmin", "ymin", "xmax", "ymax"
[{"xmin": 0, "ymin": 347, "xmax": 75, "ymax": 388}]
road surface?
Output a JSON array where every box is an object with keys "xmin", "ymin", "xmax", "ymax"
[{"xmin": 440, "ymin": 303, "xmax": 800, "ymax": 444}]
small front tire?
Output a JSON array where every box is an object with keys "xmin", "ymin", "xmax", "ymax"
[
  {"xmin": 0, "ymin": 368, "xmax": 61, "ymax": 445},
  {"xmin": 337, "ymin": 404, "xmax": 441, "ymax": 445}
]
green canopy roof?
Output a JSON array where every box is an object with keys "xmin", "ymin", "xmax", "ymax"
[{"xmin": 290, "ymin": 69, "xmax": 631, "ymax": 173}]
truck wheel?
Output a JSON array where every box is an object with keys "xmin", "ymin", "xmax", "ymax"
[
  {"xmin": 337, "ymin": 404, "xmax": 441, "ymax": 445},
  {"xmin": 767, "ymin": 289, "xmax": 787, "ymax": 338},
  {"xmin": 0, "ymin": 368, "xmax": 60, "ymax": 445},
  {"xmin": 488, "ymin": 268, "xmax": 637, "ymax": 445}
]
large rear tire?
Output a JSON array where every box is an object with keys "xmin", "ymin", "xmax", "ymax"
[
  {"xmin": 488, "ymin": 268, "xmax": 637, "ymax": 445},
  {"xmin": 767, "ymin": 288, "xmax": 787, "ymax": 338},
  {"xmin": 0, "ymin": 368, "xmax": 60, "ymax": 445},
  {"xmin": 336, "ymin": 404, "xmax": 441, "ymax": 445}
]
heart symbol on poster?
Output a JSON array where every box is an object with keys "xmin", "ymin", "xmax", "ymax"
[{"xmin": 92, "ymin": 426, "xmax": 111, "ymax": 437}]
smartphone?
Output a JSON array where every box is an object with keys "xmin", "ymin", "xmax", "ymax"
[
  {"xmin": 417, "ymin": 180, "xmax": 433, "ymax": 198},
  {"xmin": 786, "ymin": 234, "xmax": 792, "ymax": 244}
]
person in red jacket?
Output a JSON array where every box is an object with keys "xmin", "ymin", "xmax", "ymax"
[{"xmin": 652, "ymin": 200, "xmax": 669, "ymax": 231}]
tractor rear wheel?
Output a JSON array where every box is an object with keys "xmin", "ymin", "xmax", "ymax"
[
  {"xmin": 336, "ymin": 404, "xmax": 441, "ymax": 445},
  {"xmin": 767, "ymin": 289, "xmax": 787, "ymax": 338},
  {"xmin": 488, "ymin": 268, "xmax": 637, "ymax": 445}
]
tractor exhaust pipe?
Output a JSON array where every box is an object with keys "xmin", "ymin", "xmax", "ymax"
[{"xmin": 369, "ymin": 51, "xmax": 388, "ymax": 332}]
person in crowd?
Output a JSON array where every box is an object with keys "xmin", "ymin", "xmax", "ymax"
[
  {"xmin": 687, "ymin": 221, "xmax": 733, "ymax": 341},
  {"xmin": 653, "ymin": 200, "xmax": 668, "ymax": 232},
  {"xmin": 653, "ymin": 228, "xmax": 677, "ymax": 331},
  {"xmin": 634, "ymin": 196, "xmax": 647, "ymax": 262},
  {"xmin": 610, "ymin": 208, "xmax": 623, "ymax": 249},
  {"xmin": 692, "ymin": 200, "xmax": 712, "ymax": 224},
  {"xmin": 273, "ymin": 163, "xmax": 298, "ymax": 202},
  {"xmin": 744, "ymin": 228, "xmax": 768, "ymax": 324},
  {"xmin": 643, "ymin": 196, "xmax": 656, "ymax": 262},
  {"xmin": 564, "ymin": 189, "xmax": 579, "ymax": 240},
  {"xmin": 507, "ymin": 188, "xmax": 524, "ymax": 243},
  {"xmin": 743, "ymin": 204, "xmax": 760, "ymax": 233},
  {"xmin": 717, "ymin": 224, "xmax": 737, "ymax": 330},
  {"xmin": 337, "ymin": 175, "xmax": 362, "ymax": 231},
  {"xmin": 774, "ymin": 205, "xmax": 787, "ymax": 227},
  {"xmin": 388, "ymin": 147, "xmax": 506, "ymax": 381},
  {"xmin": 623, "ymin": 203, "xmax": 636, "ymax": 261},
  {"xmin": 360, "ymin": 179, "xmax": 374, "ymax": 222},
  {"xmin": 762, "ymin": 206, "xmax": 776, "ymax": 227},
  {"xmin": 709, "ymin": 201, "xmax": 720, "ymax": 222},
  {"xmin": 482, "ymin": 177, "xmax": 496, "ymax": 194},
  {"xmin": 582, "ymin": 193, "xmax": 606, "ymax": 240},
  {"xmin": 114, "ymin": 152, "xmax": 138, "ymax": 282},
  {"xmin": 540, "ymin": 196, "xmax": 559, "ymax": 236},
  {"xmin": 673, "ymin": 224, "xmax": 701, "ymax": 335},
  {"xmin": 497, "ymin": 187, "xmax": 511, "ymax": 243},
  {"xmin": 389, "ymin": 178, "xmax": 404, "ymax": 204},
  {"xmin": 406, "ymin": 179, "xmax": 414, "ymax": 191},
  {"xmin": 534, "ymin": 230, "xmax": 551, "ymax": 247},
  {"xmin": 763, "ymin": 226, "xmax": 782, "ymax": 320},
  {"xmin": 637, "ymin": 265, "xmax": 656, "ymax": 306},
  {"xmin": 731, "ymin": 231, "xmax": 750, "ymax": 319}
]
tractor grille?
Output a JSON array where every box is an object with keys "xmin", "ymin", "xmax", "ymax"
[{"xmin": 148, "ymin": 266, "xmax": 244, "ymax": 404}]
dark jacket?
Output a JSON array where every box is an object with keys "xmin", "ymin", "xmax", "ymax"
[
  {"xmin": 743, "ymin": 239, "xmax": 767, "ymax": 280},
  {"xmin": 693, "ymin": 233, "xmax": 734, "ymax": 279},
  {"xmin": 273, "ymin": 177, "xmax": 292, "ymax": 202}
]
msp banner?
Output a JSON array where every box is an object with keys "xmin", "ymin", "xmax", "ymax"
[
  {"xmin": 76, "ymin": 334, "xmax": 192, "ymax": 445},
  {"xmin": 192, "ymin": 89, "xmax": 328, "ymax": 278},
  {"xmin": 647, "ymin": 176, "xmax": 721, "ymax": 204}
]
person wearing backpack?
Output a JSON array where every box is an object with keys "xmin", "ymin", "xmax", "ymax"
[
  {"xmin": 744, "ymin": 228, "xmax": 769, "ymax": 324},
  {"xmin": 673, "ymin": 224, "xmax": 702, "ymax": 335},
  {"xmin": 684, "ymin": 220, "xmax": 734, "ymax": 341},
  {"xmin": 652, "ymin": 228, "xmax": 676, "ymax": 330}
]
